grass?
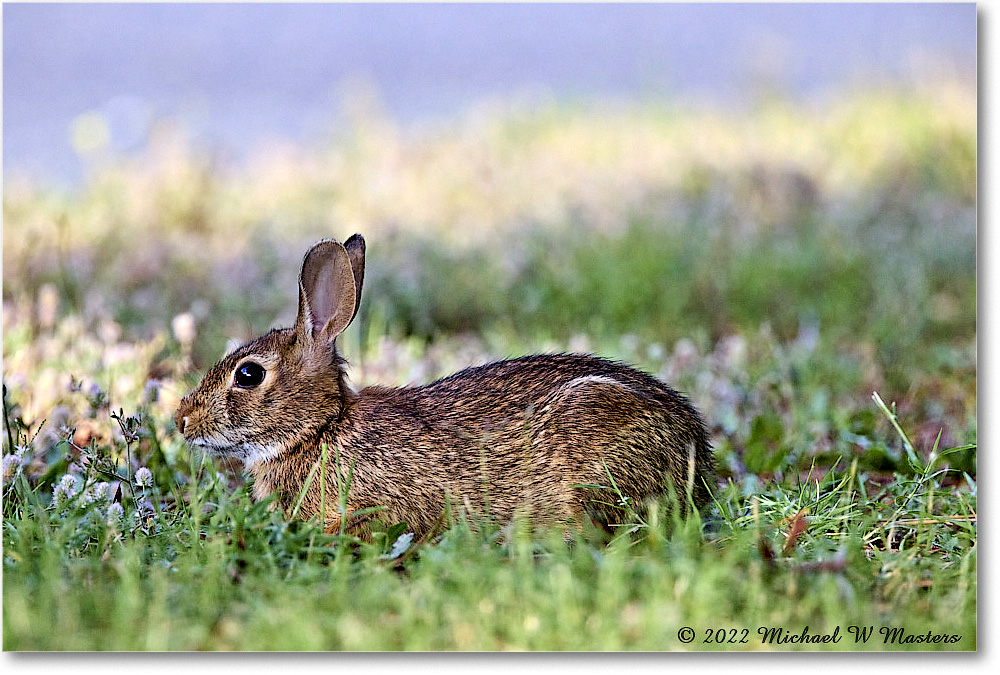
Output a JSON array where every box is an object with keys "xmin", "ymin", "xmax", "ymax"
[
  {"xmin": 1, "ymin": 80, "xmax": 977, "ymax": 650},
  {"xmin": 1, "ymin": 327, "xmax": 977, "ymax": 651},
  {"xmin": 0, "ymin": 411, "xmax": 977, "ymax": 650},
  {"xmin": 1, "ymin": 381, "xmax": 979, "ymax": 652}
]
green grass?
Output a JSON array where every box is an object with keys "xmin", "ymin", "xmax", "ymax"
[
  {"xmin": 1, "ymin": 327, "xmax": 977, "ymax": 651},
  {"xmin": 1, "ymin": 429, "xmax": 976, "ymax": 650},
  {"xmin": 2, "ymin": 83, "xmax": 976, "ymax": 650}
]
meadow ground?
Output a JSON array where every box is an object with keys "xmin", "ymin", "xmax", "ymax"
[{"xmin": 2, "ymin": 81, "xmax": 976, "ymax": 650}]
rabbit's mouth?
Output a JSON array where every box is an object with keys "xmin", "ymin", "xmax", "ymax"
[
  {"xmin": 187, "ymin": 435, "xmax": 246, "ymax": 459},
  {"xmin": 187, "ymin": 435, "xmax": 282, "ymax": 468}
]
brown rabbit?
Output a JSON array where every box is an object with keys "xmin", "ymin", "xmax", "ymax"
[{"xmin": 175, "ymin": 235, "xmax": 714, "ymax": 539}]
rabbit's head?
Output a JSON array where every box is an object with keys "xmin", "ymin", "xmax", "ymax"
[{"xmin": 175, "ymin": 235, "xmax": 366, "ymax": 467}]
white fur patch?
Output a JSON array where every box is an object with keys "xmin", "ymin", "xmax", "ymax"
[
  {"xmin": 242, "ymin": 442, "xmax": 284, "ymax": 468},
  {"xmin": 563, "ymin": 375, "xmax": 630, "ymax": 389},
  {"xmin": 189, "ymin": 435, "xmax": 281, "ymax": 467},
  {"xmin": 189, "ymin": 436, "xmax": 236, "ymax": 453}
]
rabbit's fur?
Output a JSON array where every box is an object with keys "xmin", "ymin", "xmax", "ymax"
[{"xmin": 176, "ymin": 235, "xmax": 714, "ymax": 539}]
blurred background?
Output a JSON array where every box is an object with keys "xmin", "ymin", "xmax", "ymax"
[
  {"xmin": 2, "ymin": 3, "xmax": 978, "ymax": 479},
  {"xmin": 3, "ymin": 3, "xmax": 977, "ymax": 185}
]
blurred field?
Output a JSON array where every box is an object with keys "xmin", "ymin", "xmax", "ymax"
[{"xmin": 1, "ymin": 80, "xmax": 977, "ymax": 650}]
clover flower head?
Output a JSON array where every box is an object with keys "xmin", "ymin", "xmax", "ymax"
[
  {"xmin": 53, "ymin": 473, "xmax": 80, "ymax": 506},
  {"xmin": 107, "ymin": 501, "xmax": 125, "ymax": 525},
  {"xmin": 94, "ymin": 481, "xmax": 111, "ymax": 500},
  {"xmin": 2, "ymin": 454, "xmax": 22, "ymax": 484},
  {"xmin": 135, "ymin": 467, "xmax": 153, "ymax": 488},
  {"xmin": 172, "ymin": 312, "xmax": 197, "ymax": 346},
  {"xmin": 85, "ymin": 481, "xmax": 111, "ymax": 504}
]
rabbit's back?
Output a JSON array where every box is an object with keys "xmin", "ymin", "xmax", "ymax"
[{"xmin": 323, "ymin": 354, "xmax": 712, "ymax": 534}]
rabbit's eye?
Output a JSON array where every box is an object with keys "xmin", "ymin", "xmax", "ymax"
[{"xmin": 234, "ymin": 362, "xmax": 266, "ymax": 388}]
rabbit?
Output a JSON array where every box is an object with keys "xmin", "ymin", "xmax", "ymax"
[{"xmin": 175, "ymin": 235, "xmax": 714, "ymax": 540}]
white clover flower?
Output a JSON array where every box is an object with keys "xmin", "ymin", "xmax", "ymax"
[
  {"xmin": 85, "ymin": 481, "xmax": 111, "ymax": 504},
  {"xmin": 2, "ymin": 454, "xmax": 22, "ymax": 484},
  {"xmin": 53, "ymin": 474, "xmax": 80, "ymax": 506},
  {"xmin": 94, "ymin": 481, "xmax": 111, "ymax": 501},
  {"xmin": 107, "ymin": 502, "xmax": 125, "ymax": 525},
  {"xmin": 172, "ymin": 312, "xmax": 197, "ymax": 346},
  {"xmin": 134, "ymin": 467, "xmax": 153, "ymax": 488}
]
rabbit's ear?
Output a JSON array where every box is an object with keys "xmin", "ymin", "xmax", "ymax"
[
  {"xmin": 296, "ymin": 240, "xmax": 357, "ymax": 344},
  {"xmin": 343, "ymin": 234, "xmax": 366, "ymax": 323}
]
